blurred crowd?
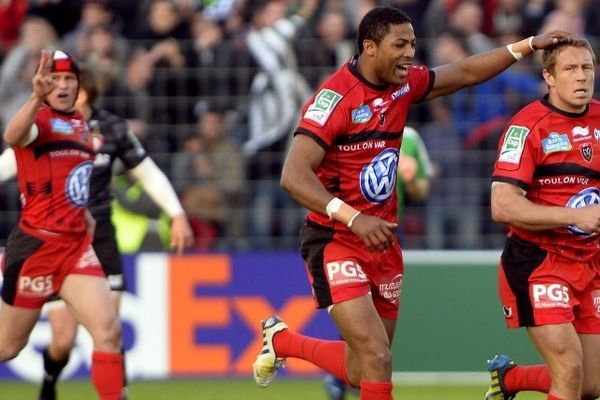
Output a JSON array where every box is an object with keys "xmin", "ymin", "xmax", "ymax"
[{"xmin": 0, "ymin": 0, "xmax": 599, "ymax": 251}]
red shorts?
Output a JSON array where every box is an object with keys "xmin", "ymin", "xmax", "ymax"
[
  {"xmin": 300, "ymin": 222, "xmax": 404, "ymax": 320},
  {"xmin": 1, "ymin": 223, "xmax": 105, "ymax": 308},
  {"xmin": 499, "ymin": 236, "xmax": 600, "ymax": 333}
]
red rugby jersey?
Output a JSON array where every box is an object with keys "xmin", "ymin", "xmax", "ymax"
[
  {"xmin": 296, "ymin": 57, "xmax": 433, "ymax": 231},
  {"xmin": 492, "ymin": 96, "xmax": 600, "ymax": 260},
  {"xmin": 13, "ymin": 104, "xmax": 95, "ymax": 234}
]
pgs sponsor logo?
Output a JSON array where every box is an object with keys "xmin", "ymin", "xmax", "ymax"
[
  {"xmin": 531, "ymin": 283, "xmax": 570, "ymax": 309},
  {"xmin": 326, "ymin": 260, "xmax": 368, "ymax": 287},
  {"xmin": 18, "ymin": 275, "xmax": 53, "ymax": 297}
]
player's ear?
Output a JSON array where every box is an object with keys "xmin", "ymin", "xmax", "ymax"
[{"xmin": 542, "ymin": 69, "xmax": 554, "ymax": 87}]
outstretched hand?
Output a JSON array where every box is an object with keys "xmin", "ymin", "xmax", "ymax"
[
  {"xmin": 531, "ymin": 30, "xmax": 577, "ymax": 50},
  {"xmin": 31, "ymin": 49, "xmax": 56, "ymax": 101},
  {"xmin": 170, "ymin": 214, "xmax": 194, "ymax": 254}
]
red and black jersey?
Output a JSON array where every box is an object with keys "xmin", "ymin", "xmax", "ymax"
[
  {"xmin": 13, "ymin": 105, "xmax": 95, "ymax": 234},
  {"xmin": 492, "ymin": 96, "xmax": 600, "ymax": 260},
  {"xmin": 296, "ymin": 57, "xmax": 434, "ymax": 231}
]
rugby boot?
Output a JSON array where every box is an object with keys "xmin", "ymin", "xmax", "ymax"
[
  {"xmin": 484, "ymin": 354, "xmax": 517, "ymax": 400},
  {"xmin": 252, "ymin": 316, "xmax": 288, "ymax": 388}
]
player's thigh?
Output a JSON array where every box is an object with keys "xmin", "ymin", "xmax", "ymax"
[
  {"xmin": 579, "ymin": 333, "xmax": 600, "ymax": 396},
  {"xmin": 528, "ymin": 323, "xmax": 582, "ymax": 371},
  {"xmin": 59, "ymin": 274, "xmax": 119, "ymax": 339},
  {"xmin": 0, "ymin": 301, "xmax": 40, "ymax": 358},
  {"xmin": 47, "ymin": 301, "xmax": 79, "ymax": 342},
  {"xmin": 330, "ymin": 294, "xmax": 390, "ymax": 351}
]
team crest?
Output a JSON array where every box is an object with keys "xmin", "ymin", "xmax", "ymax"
[{"xmin": 581, "ymin": 144, "xmax": 593, "ymax": 162}]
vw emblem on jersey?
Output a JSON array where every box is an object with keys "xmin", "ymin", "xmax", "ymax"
[
  {"xmin": 65, "ymin": 161, "xmax": 93, "ymax": 207},
  {"xmin": 566, "ymin": 187, "xmax": 600, "ymax": 235},
  {"xmin": 359, "ymin": 148, "xmax": 398, "ymax": 203}
]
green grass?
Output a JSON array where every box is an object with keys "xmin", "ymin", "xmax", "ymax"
[{"xmin": 0, "ymin": 378, "xmax": 547, "ymax": 400}]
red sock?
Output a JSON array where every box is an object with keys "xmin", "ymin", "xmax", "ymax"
[
  {"xmin": 91, "ymin": 351, "xmax": 124, "ymax": 400},
  {"xmin": 360, "ymin": 380, "xmax": 393, "ymax": 400},
  {"xmin": 273, "ymin": 330, "xmax": 350, "ymax": 384},
  {"xmin": 504, "ymin": 365, "xmax": 551, "ymax": 393}
]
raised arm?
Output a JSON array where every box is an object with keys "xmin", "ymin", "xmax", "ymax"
[
  {"xmin": 3, "ymin": 50, "xmax": 54, "ymax": 147},
  {"xmin": 426, "ymin": 30, "xmax": 574, "ymax": 101}
]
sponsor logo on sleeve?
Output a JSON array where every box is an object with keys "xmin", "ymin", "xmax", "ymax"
[
  {"xmin": 498, "ymin": 125, "xmax": 529, "ymax": 164},
  {"xmin": 303, "ymin": 89, "xmax": 343, "ymax": 126},
  {"xmin": 542, "ymin": 132, "xmax": 572, "ymax": 154}
]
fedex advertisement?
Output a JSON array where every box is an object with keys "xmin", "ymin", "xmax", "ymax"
[{"xmin": 0, "ymin": 252, "xmax": 339, "ymax": 380}]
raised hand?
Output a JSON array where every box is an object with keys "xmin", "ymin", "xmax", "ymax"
[
  {"xmin": 531, "ymin": 30, "xmax": 577, "ymax": 50},
  {"xmin": 31, "ymin": 49, "xmax": 57, "ymax": 101}
]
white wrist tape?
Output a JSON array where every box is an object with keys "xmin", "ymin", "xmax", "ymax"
[
  {"xmin": 506, "ymin": 36, "xmax": 535, "ymax": 61},
  {"xmin": 347, "ymin": 211, "xmax": 361, "ymax": 228},
  {"xmin": 326, "ymin": 197, "xmax": 344, "ymax": 219}
]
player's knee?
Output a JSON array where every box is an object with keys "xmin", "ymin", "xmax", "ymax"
[
  {"xmin": 91, "ymin": 316, "xmax": 122, "ymax": 351},
  {"xmin": 557, "ymin": 358, "xmax": 584, "ymax": 386},
  {"xmin": 0, "ymin": 342, "xmax": 26, "ymax": 361},
  {"xmin": 362, "ymin": 345, "xmax": 392, "ymax": 374},
  {"xmin": 51, "ymin": 336, "xmax": 76, "ymax": 357}
]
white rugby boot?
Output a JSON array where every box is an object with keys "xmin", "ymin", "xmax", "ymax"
[{"xmin": 252, "ymin": 316, "xmax": 288, "ymax": 388}]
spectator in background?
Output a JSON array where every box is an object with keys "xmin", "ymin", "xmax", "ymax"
[
  {"xmin": 0, "ymin": 16, "xmax": 58, "ymax": 129},
  {"xmin": 60, "ymin": 0, "xmax": 128, "ymax": 62},
  {"xmin": 83, "ymin": 24, "xmax": 128, "ymax": 94},
  {"xmin": 100, "ymin": 48, "xmax": 158, "ymax": 151},
  {"xmin": 296, "ymin": 8, "xmax": 354, "ymax": 88},
  {"xmin": 447, "ymin": 0, "xmax": 496, "ymax": 55},
  {"xmin": 172, "ymin": 103, "xmax": 246, "ymax": 249},
  {"xmin": 0, "ymin": 0, "xmax": 27, "ymax": 60},
  {"xmin": 27, "ymin": 0, "xmax": 81, "ymax": 37},
  {"xmin": 184, "ymin": 11, "xmax": 253, "ymax": 107},
  {"xmin": 489, "ymin": 0, "xmax": 525, "ymax": 38},
  {"xmin": 128, "ymin": 0, "xmax": 192, "ymax": 152},
  {"xmin": 241, "ymin": 0, "xmax": 318, "ymax": 249}
]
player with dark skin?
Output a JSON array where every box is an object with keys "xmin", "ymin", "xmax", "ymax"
[{"xmin": 253, "ymin": 7, "xmax": 574, "ymax": 400}]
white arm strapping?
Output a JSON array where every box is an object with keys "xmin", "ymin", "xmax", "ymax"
[
  {"xmin": 0, "ymin": 147, "xmax": 17, "ymax": 182},
  {"xmin": 128, "ymin": 157, "xmax": 184, "ymax": 218}
]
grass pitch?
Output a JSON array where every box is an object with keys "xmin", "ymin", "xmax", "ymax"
[{"xmin": 0, "ymin": 378, "xmax": 546, "ymax": 399}]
